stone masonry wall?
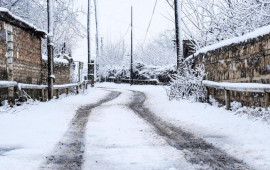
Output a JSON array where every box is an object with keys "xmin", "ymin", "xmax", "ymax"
[
  {"xmin": 193, "ymin": 33, "xmax": 270, "ymax": 107},
  {"xmin": 0, "ymin": 21, "xmax": 71, "ymax": 102},
  {"xmin": 12, "ymin": 24, "xmax": 43, "ymax": 84},
  {"xmin": 41, "ymin": 61, "xmax": 71, "ymax": 85}
]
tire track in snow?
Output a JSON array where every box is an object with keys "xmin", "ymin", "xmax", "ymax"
[
  {"xmin": 129, "ymin": 90, "xmax": 251, "ymax": 170},
  {"xmin": 41, "ymin": 91, "xmax": 121, "ymax": 170}
]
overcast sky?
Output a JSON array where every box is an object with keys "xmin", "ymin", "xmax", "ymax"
[{"xmin": 73, "ymin": 0, "xmax": 174, "ymax": 63}]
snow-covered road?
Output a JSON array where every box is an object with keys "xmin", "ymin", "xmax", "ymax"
[
  {"xmin": 83, "ymin": 89, "xmax": 198, "ymax": 170},
  {"xmin": 0, "ymin": 83, "xmax": 269, "ymax": 169},
  {"xmin": 42, "ymin": 91, "xmax": 121, "ymax": 169},
  {"xmin": 97, "ymin": 83, "xmax": 270, "ymax": 170}
]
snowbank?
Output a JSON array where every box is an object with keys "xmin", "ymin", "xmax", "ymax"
[{"xmin": 186, "ymin": 25, "xmax": 270, "ymax": 61}]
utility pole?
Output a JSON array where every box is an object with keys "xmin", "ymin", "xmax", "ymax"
[
  {"xmin": 94, "ymin": 0, "xmax": 99, "ymax": 81},
  {"xmin": 174, "ymin": 0, "xmax": 183, "ymax": 70},
  {"xmin": 100, "ymin": 37, "xmax": 104, "ymax": 55},
  {"xmin": 130, "ymin": 6, "xmax": 134, "ymax": 85},
  {"xmin": 87, "ymin": 0, "xmax": 92, "ymax": 81},
  {"xmin": 47, "ymin": 0, "xmax": 54, "ymax": 100}
]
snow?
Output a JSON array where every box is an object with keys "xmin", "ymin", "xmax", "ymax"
[
  {"xmin": 18, "ymin": 83, "xmax": 47, "ymax": 90},
  {"xmin": 0, "ymin": 81, "xmax": 17, "ymax": 88},
  {"xmin": 54, "ymin": 83, "xmax": 79, "ymax": 89},
  {"xmin": 83, "ymin": 90, "xmax": 200, "ymax": 170},
  {"xmin": 186, "ymin": 25, "xmax": 270, "ymax": 61},
  {"xmin": 1, "ymin": 82, "xmax": 270, "ymax": 169},
  {"xmin": 42, "ymin": 55, "xmax": 69, "ymax": 65},
  {"xmin": 97, "ymin": 83, "xmax": 270, "ymax": 169},
  {"xmin": 203, "ymin": 80, "xmax": 270, "ymax": 92},
  {"xmin": 0, "ymin": 7, "xmax": 46, "ymax": 35},
  {"xmin": 49, "ymin": 74, "xmax": 55, "ymax": 79},
  {"xmin": 0, "ymin": 88, "xmax": 109, "ymax": 170}
]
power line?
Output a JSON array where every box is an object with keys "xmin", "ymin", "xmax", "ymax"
[
  {"xmin": 142, "ymin": 0, "xmax": 158, "ymax": 45},
  {"xmin": 120, "ymin": 25, "xmax": 131, "ymax": 42}
]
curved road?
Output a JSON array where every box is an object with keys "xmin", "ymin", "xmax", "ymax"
[
  {"xmin": 130, "ymin": 91, "xmax": 250, "ymax": 170},
  {"xmin": 41, "ymin": 88, "xmax": 250, "ymax": 170}
]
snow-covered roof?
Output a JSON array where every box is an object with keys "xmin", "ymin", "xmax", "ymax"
[
  {"xmin": 0, "ymin": 7, "xmax": 46, "ymax": 38},
  {"xmin": 186, "ymin": 25, "xmax": 270, "ymax": 61}
]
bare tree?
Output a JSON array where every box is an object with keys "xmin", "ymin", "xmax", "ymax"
[
  {"xmin": 166, "ymin": 0, "xmax": 270, "ymax": 49},
  {"xmin": 1, "ymin": 0, "xmax": 85, "ymax": 56}
]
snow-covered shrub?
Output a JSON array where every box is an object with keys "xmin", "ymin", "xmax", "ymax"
[
  {"xmin": 98, "ymin": 63, "xmax": 176, "ymax": 84},
  {"xmin": 132, "ymin": 63, "xmax": 176, "ymax": 82},
  {"xmin": 166, "ymin": 64, "xmax": 207, "ymax": 102}
]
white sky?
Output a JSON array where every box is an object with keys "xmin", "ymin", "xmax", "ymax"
[{"xmin": 73, "ymin": 0, "xmax": 174, "ymax": 63}]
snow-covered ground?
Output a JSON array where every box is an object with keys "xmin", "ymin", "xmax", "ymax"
[
  {"xmin": 97, "ymin": 83, "xmax": 270, "ymax": 170},
  {"xmin": 1, "ymin": 83, "xmax": 270, "ymax": 169},
  {"xmin": 83, "ymin": 90, "xmax": 198, "ymax": 170},
  {"xmin": 0, "ymin": 88, "xmax": 109, "ymax": 170}
]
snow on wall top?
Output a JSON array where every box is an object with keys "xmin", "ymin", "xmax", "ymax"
[
  {"xmin": 42, "ymin": 55, "xmax": 69, "ymax": 65},
  {"xmin": 0, "ymin": 81, "xmax": 17, "ymax": 88},
  {"xmin": 186, "ymin": 25, "xmax": 270, "ymax": 61},
  {"xmin": 203, "ymin": 80, "xmax": 270, "ymax": 93},
  {"xmin": 0, "ymin": 7, "xmax": 47, "ymax": 37}
]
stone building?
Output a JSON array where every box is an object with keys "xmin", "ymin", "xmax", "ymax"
[{"xmin": 0, "ymin": 8, "xmax": 72, "ymax": 101}]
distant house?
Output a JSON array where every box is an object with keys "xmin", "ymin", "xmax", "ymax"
[
  {"xmin": 0, "ymin": 8, "xmax": 73, "ymax": 100},
  {"xmin": 183, "ymin": 40, "xmax": 195, "ymax": 58},
  {"xmin": 172, "ymin": 39, "xmax": 195, "ymax": 58}
]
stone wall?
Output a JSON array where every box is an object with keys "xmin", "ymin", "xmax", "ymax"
[
  {"xmin": 41, "ymin": 61, "xmax": 71, "ymax": 85},
  {"xmin": 0, "ymin": 21, "xmax": 71, "ymax": 103},
  {"xmin": 193, "ymin": 33, "xmax": 270, "ymax": 107}
]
